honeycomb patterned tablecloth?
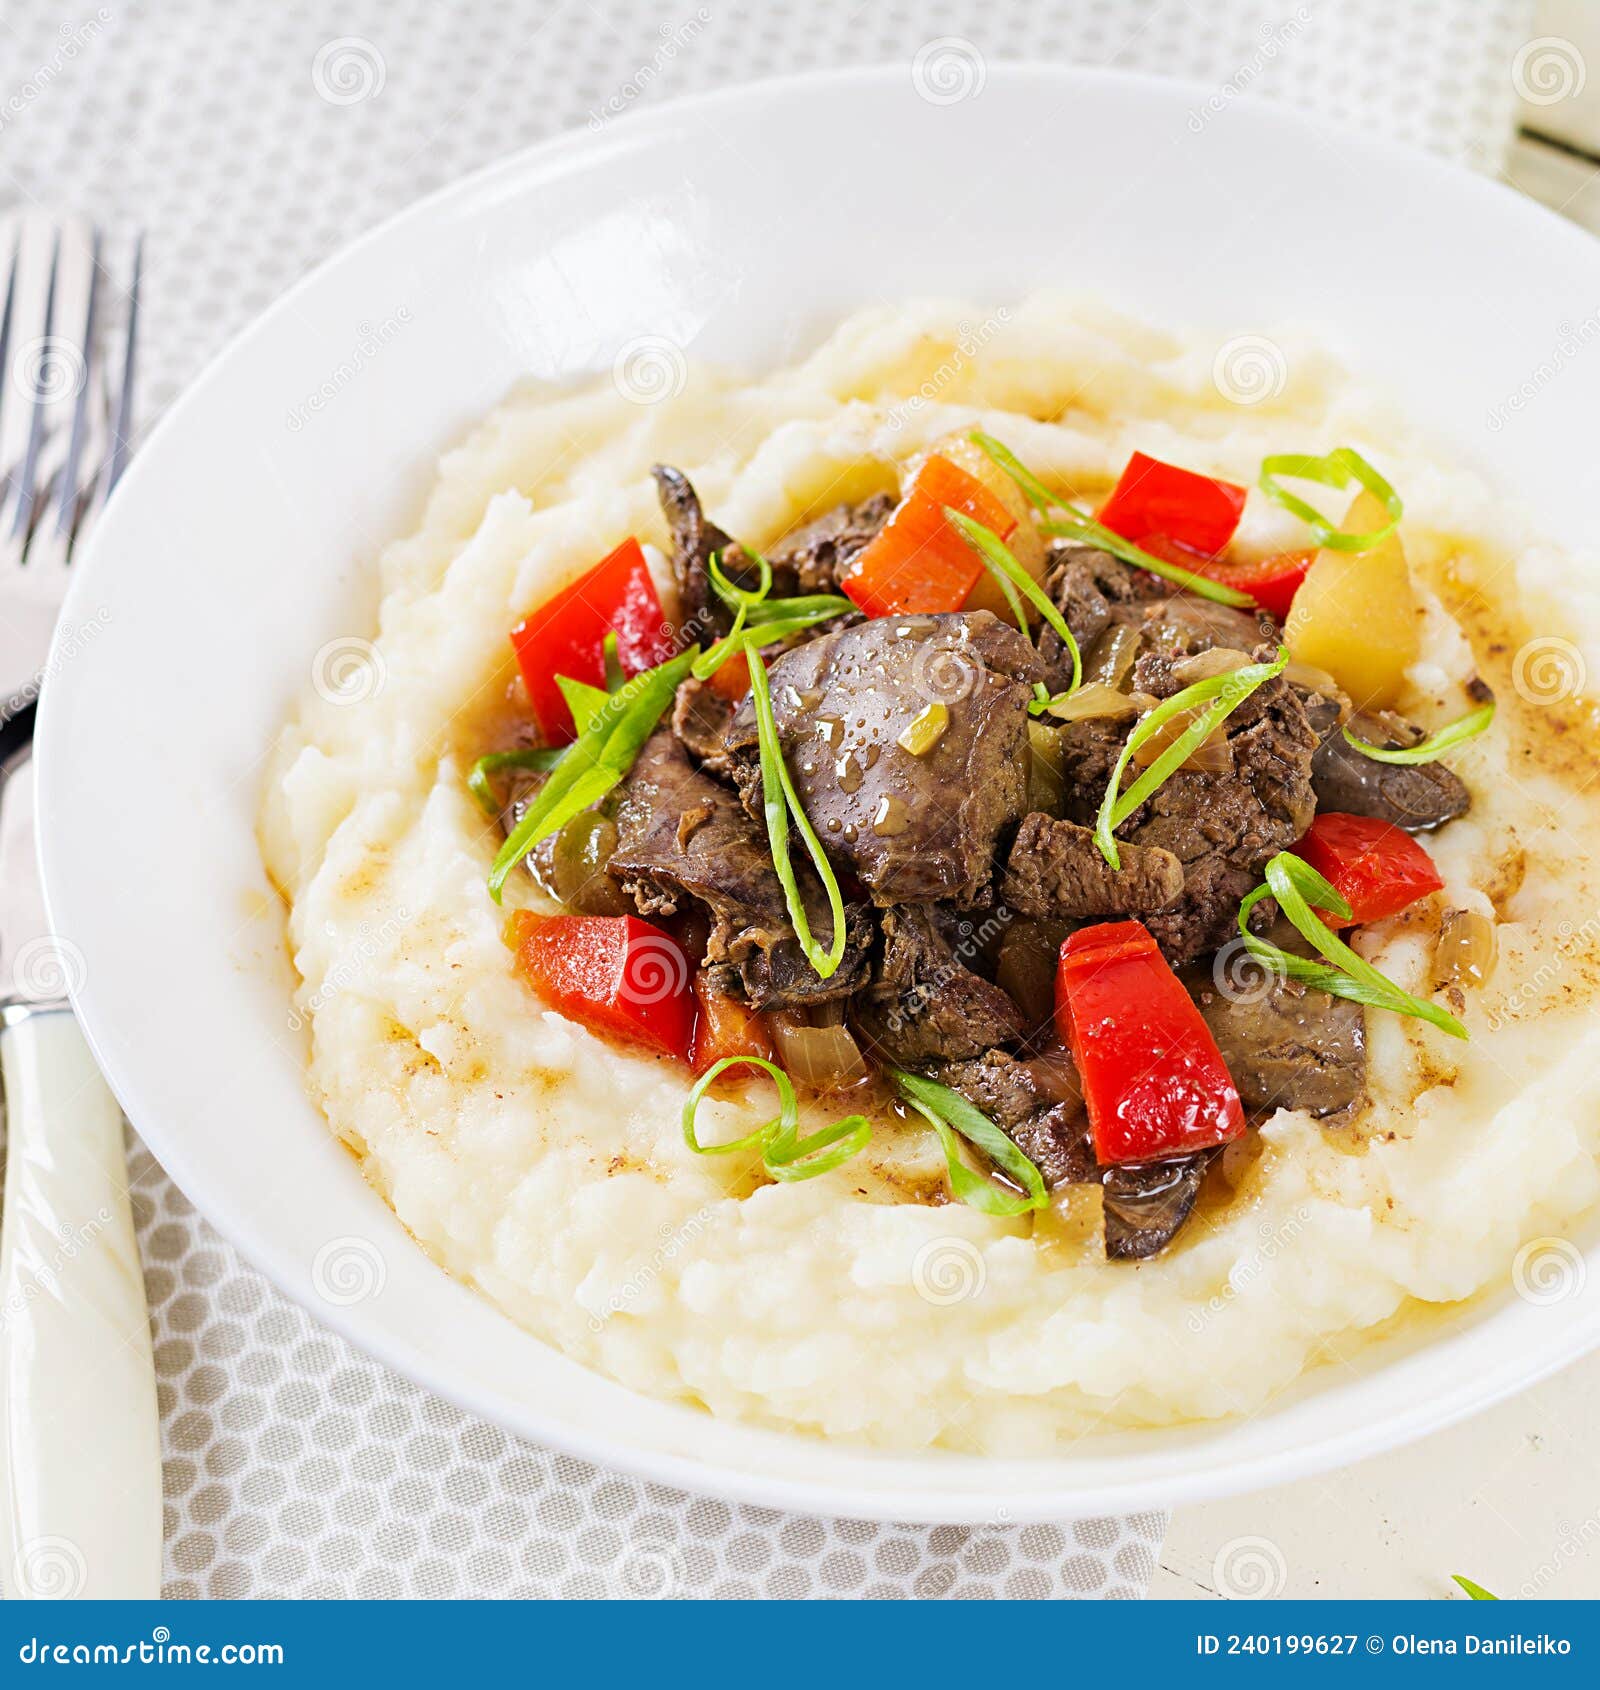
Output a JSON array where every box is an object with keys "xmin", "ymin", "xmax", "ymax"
[{"xmin": 1, "ymin": 0, "xmax": 1535, "ymax": 1600}]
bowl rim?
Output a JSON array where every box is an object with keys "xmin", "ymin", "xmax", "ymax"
[{"xmin": 36, "ymin": 60, "xmax": 1600, "ymax": 1521}]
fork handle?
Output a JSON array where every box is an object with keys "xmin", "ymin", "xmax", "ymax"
[{"xmin": 0, "ymin": 1007, "xmax": 161, "ymax": 1598}]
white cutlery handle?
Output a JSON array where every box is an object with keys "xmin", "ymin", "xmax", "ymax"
[{"xmin": 0, "ymin": 1008, "xmax": 161, "ymax": 1598}]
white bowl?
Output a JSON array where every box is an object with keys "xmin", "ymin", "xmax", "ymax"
[{"xmin": 38, "ymin": 66, "xmax": 1600, "ymax": 1521}]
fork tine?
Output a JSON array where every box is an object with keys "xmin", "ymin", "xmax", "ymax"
[
  {"xmin": 51, "ymin": 230, "xmax": 100, "ymax": 544},
  {"xmin": 8, "ymin": 230, "xmax": 60, "ymax": 547},
  {"xmin": 102, "ymin": 233, "xmax": 140, "ymax": 499},
  {"xmin": 0, "ymin": 234, "xmax": 20, "ymax": 507}
]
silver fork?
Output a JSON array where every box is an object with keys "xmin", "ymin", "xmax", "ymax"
[
  {"xmin": 0, "ymin": 214, "xmax": 139, "ymax": 718},
  {"xmin": 0, "ymin": 214, "xmax": 159, "ymax": 1599}
]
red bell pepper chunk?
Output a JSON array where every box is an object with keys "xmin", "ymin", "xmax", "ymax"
[
  {"xmin": 1137, "ymin": 535, "xmax": 1314, "ymax": 620},
  {"xmin": 689, "ymin": 970, "xmax": 772, "ymax": 1074},
  {"xmin": 1097, "ymin": 452, "xmax": 1248, "ymax": 559},
  {"xmin": 702, "ymin": 649, "xmax": 751, "ymax": 702},
  {"xmin": 840, "ymin": 454, "xmax": 1018, "ymax": 619},
  {"xmin": 1055, "ymin": 920, "xmax": 1245, "ymax": 1166},
  {"xmin": 1293, "ymin": 812, "xmax": 1443, "ymax": 927},
  {"xmin": 510, "ymin": 537, "xmax": 677, "ymax": 745},
  {"xmin": 510, "ymin": 910, "xmax": 694, "ymax": 1061}
]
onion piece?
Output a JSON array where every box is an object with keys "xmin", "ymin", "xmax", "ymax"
[
  {"xmin": 768, "ymin": 1013, "xmax": 870, "ymax": 1088},
  {"xmin": 1128, "ymin": 705, "xmax": 1235, "ymax": 774},
  {"xmin": 1026, "ymin": 720, "xmax": 1065, "ymax": 815},
  {"xmin": 1046, "ymin": 681, "xmax": 1142, "ymax": 723},
  {"xmin": 1082, "ymin": 623, "xmax": 1141, "ymax": 689},
  {"xmin": 1435, "ymin": 907, "xmax": 1496, "ymax": 990}
]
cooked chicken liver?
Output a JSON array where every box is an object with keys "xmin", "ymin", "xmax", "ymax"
[
  {"xmin": 652, "ymin": 465, "xmax": 743, "ymax": 641},
  {"xmin": 1192, "ymin": 968, "xmax": 1367, "ymax": 1118},
  {"xmin": 609, "ymin": 728, "xmax": 870, "ymax": 1007},
  {"xmin": 769, "ymin": 495, "xmax": 894, "ymax": 594},
  {"xmin": 671, "ymin": 674, "xmax": 738, "ymax": 775},
  {"xmin": 1121, "ymin": 668, "xmax": 1320, "ymax": 963},
  {"xmin": 1311, "ymin": 709, "xmax": 1470, "ymax": 831},
  {"xmin": 1103, "ymin": 1156, "xmax": 1210, "ymax": 1259},
  {"xmin": 725, "ymin": 611, "xmax": 1044, "ymax": 906},
  {"xmin": 1001, "ymin": 812, "xmax": 1184, "ymax": 919},
  {"xmin": 853, "ymin": 906, "xmax": 1026, "ymax": 1065}
]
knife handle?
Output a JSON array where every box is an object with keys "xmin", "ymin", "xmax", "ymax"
[{"xmin": 0, "ymin": 1007, "xmax": 161, "ymax": 1598}]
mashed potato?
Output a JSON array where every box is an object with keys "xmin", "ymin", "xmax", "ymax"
[{"xmin": 259, "ymin": 298, "xmax": 1600, "ymax": 1453}]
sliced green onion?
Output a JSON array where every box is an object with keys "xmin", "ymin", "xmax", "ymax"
[
  {"xmin": 1452, "ymin": 1576, "xmax": 1498, "ymax": 1601},
  {"xmin": 489, "ymin": 648, "xmax": 697, "ymax": 900},
  {"xmin": 745, "ymin": 592, "xmax": 852, "ymax": 626},
  {"xmin": 747, "ymin": 648, "xmax": 848, "ymax": 980},
  {"xmin": 601, "ymin": 629, "xmax": 625, "ymax": 693},
  {"xmin": 1342, "ymin": 701, "xmax": 1494, "ymax": 765},
  {"xmin": 1258, "ymin": 447, "xmax": 1401, "ymax": 553},
  {"xmin": 1237, "ymin": 851, "xmax": 1467, "ymax": 1040},
  {"xmin": 708, "ymin": 544, "xmax": 774, "ymax": 611},
  {"xmin": 682, "ymin": 1055, "xmax": 871, "ymax": 1182},
  {"xmin": 466, "ymin": 746, "xmax": 564, "ymax": 819},
  {"xmin": 556, "ymin": 674, "xmax": 612, "ymax": 736},
  {"xmin": 969, "ymin": 430, "xmax": 1257, "ymax": 609},
  {"xmin": 888, "ymin": 1066, "xmax": 1047, "ymax": 1216},
  {"xmin": 693, "ymin": 601, "xmax": 854, "ymax": 683},
  {"xmin": 1094, "ymin": 647, "xmax": 1289, "ymax": 869},
  {"xmin": 945, "ymin": 509, "xmax": 1082, "ymax": 695}
]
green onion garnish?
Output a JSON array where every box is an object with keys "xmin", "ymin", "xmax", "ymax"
[
  {"xmin": 745, "ymin": 593, "xmax": 853, "ymax": 626},
  {"xmin": 1258, "ymin": 447, "xmax": 1401, "ymax": 553},
  {"xmin": 707, "ymin": 544, "xmax": 774, "ymax": 611},
  {"xmin": 1237, "ymin": 851, "xmax": 1467, "ymax": 1040},
  {"xmin": 1094, "ymin": 647, "xmax": 1289, "ymax": 869},
  {"xmin": 489, "ymin": 648, "xmax": 697, "ymax": 901},
  {"xmin": 969, "ymin": 431, "xmax": 1257, "ymax": 610},
  {"xmin": 466, "ymin": 746, "xmax": 564, "ymax": 819},
  {"xmin": 601, "ymin": 629, "xmax": 625, "ymax": 693},
  {"xmin": 888, "ymin": 1067, "xmax": 1047, "ymax": 1216},
  {"xmin": 746, "ymin": 648, "xmax": 848, "ymax": 980},
  {"xmin": 556, "ymin": 674, "xmax": 612, "ymax": 736},
  {"xmin": 944, "ymin": 509, "xmax": 1083, "ymax": 695},
  {"xmin": 1451, "ymin": 1575, "xmax": 1498, "ymax": 1601},
  {"xmin": 1342, "ymin": 701, "xmax": 1494, "ymax": 765},
  {"xmin": 682, "ymin": 1055, "xmax": 871, "ymax": 1182}
]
